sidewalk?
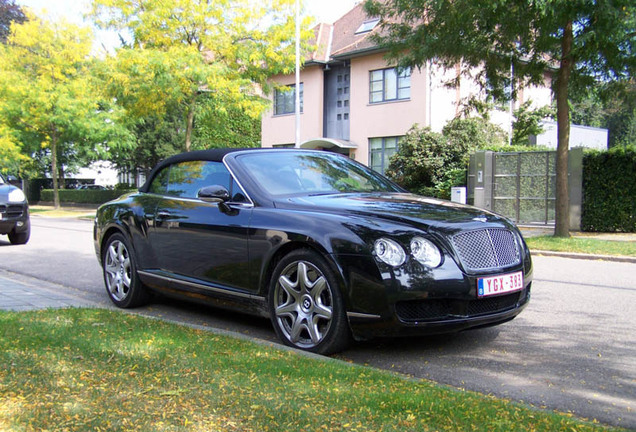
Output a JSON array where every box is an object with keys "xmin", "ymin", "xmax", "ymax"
[{"xmin": 0, "ymin": 271, "xmax": 97, "ymax": 311}]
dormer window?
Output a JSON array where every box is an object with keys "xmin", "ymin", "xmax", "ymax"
[{"xmin": 355, "ymin": 18, "xmax": 380, "ymax": 34}]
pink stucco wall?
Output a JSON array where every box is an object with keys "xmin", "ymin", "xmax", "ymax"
[
  {"xmin": 262, "ymin": 55, "xmax": 553, "ymax": 166},
  {"xmin": 261, "ymin": 65, "xmax": 324, "ymax": 147},
  {"xmin": 348, "ymin": 53, "xmax": 429, "ymax": 165}
]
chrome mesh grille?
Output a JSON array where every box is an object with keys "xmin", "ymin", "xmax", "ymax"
[{"xmin": 451, "ymin": 228, "xmax": 520, "ymax": 271}]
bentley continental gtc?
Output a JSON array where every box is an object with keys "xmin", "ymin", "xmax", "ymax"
[{"xmin": 94, "ymin": 149, "xmax": 532, "ymax": 354}]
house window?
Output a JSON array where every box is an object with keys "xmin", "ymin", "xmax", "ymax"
[
  {"xmin": 273, "ymin": 144, "xmax": 295, "ymax": 148},
  {"xmin": 274, "ymin": 83, "xmax": 303, "ymax": 115},
  {"xmin": 355, "ymin": 18, "xmax": 380, "ymax": 34},
  {"xmin": 369, "ymin": 67, "xmax": 411, "ymax": 103},
  {"xmin": 369, "ymin": 137, "xmax": 401, "ymax": 174}
]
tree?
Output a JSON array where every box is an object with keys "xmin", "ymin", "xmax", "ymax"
[
  {"xmin": 0, "ymin": 13, "xmax": 132, "ymax": 207},
  {"xmin": 512, "ymin": 101, "xmax": 555, "ymax": 146},
  {"xmin": 90, "ymin": 0, "xmax": 309, "ymax": 152},
  {"xmin": 0, "ymin": 124, "xmax": 27, "ymax": 175},
  {"xmin": 570, "ymin": 79, "xmax": 635, "ymax": 147},
  {"xmin": 366, "ymin": 0, "xmax": 635, "ymax": 237},
  {"xmin": 0, "ymin": 0, "xmax": 25, "ymax": 43}
]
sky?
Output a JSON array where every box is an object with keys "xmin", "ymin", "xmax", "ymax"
[{"xmin": 17, "ymin": 0, "xmax": 361, "ymax": 51}]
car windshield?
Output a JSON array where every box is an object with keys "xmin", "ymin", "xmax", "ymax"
[
  {"xmin": 0, "ymin": 174, "xmax": 4, "ymax": 184},
  {"xmin": 237, "ymin": 151, "xmax": 401, "ymax": 197}
]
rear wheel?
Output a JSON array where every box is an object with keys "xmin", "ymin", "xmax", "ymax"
[
  {"xmin": 269, "ymin": 249, "xmax": 351, "ymax": 355},
  {"xmin": 8, "ymin": 226, "xmax": 30, "ymax": 245},
  {"xmin": 102, "ymin": 233, "xmax": 149, "ymax": 308}
]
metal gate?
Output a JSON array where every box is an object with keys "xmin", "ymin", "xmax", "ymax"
[
  {"xmin": 469, "ymin": 149, "xmax": 582, "ymax": 228},
  {"xmin": 492, "ymin": 152, "xmax": 556, "ymax": 224}
]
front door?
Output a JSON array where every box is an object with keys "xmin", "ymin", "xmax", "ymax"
[{"xmin": 147, "ymin": 160, "xmax": 253, "ymax": 292}]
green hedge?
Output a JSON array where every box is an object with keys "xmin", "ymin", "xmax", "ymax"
[
  {"xmin": 39, "ymin": 189, "xmax": 136, "ymax": 205},
  {"xmin": 582, "ymin": 146, "xmax": 636, "ymax": 232}
]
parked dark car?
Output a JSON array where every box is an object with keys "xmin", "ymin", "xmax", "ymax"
[
  {"xmin": 94, "ymin": 149, "xmax": 532, "ymax": 354},
  {"xmin": 0, "ymin": 173, "xmax": 30, "ymax": 245},
  {"xmin": 78, "ymin": 184, "xmax": 107, "ymax": 190}
]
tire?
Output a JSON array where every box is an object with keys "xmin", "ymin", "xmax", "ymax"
[
  {"xmin": 8, "ymin": 226, "xmax": 30, "ymax": 245},
  {"xmin": 268, "ymin": 249, "xmax": 351, "ymax": 355},
  {"xmin": 102, "ymin": 233, "xmax": 149, "ymax": 308}
]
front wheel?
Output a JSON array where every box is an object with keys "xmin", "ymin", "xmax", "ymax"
[
  {"xmin": 102, "ymin": 233, "xmax": 149, "ymax": 308},
  {"xmin": 8, "ymin": 225, "xmax": 30, "ymax": 245},
  {"xmin": 268, "ymin": 249, "xmax": 351, "ymax": 355}
]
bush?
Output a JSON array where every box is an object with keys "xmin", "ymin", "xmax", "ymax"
[
  {"xmin": 385, "ymin": 126, "xmax": 448, "ymax": 194},
  {"xmin": 39, "ymin": 189, "xmax": 136, "ymax": 205},
  {"xmin": 386, "ymin": 118, "xmax": 505, "ymax": 198},
  {"xmin": 582, "ymin": 146, "xmax": 636, "ymax": 232}
]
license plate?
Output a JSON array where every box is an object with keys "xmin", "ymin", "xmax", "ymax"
[{"xmin": 477, "ymin": 271, "xmax": 524, "ymax": 297}]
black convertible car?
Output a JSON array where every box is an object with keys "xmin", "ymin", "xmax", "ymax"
[
  {"xmin": 94, "ymin": 149, "xmax": 532, "ymax": 354},
  {"xmin": 0, "ymin": 173, "xmax": 30, "ymax": 245}
]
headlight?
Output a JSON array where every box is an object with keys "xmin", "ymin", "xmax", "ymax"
[
  {"xmin": 8, "ymin": 188, "xmax": 26, "ymax": 203},
  {"xmin": 374, "ymin": 238, "xmax": 406, "ymax": 267},
  {"xmin": 410, "ymin": 237, "xmax": 442, "ymax": 268}
]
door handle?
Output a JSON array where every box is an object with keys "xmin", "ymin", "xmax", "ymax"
[{"xmin": 156, "ymin": 211, "xmax": 171, "ymax": 220}]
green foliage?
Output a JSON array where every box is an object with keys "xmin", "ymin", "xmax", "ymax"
[
  {"xmin": 443, "ymin": 117, "xmax": 507, "ymax": 151},
  {"xmin": 434, "ymin": 168, "xmax": 467, "ymax": 200},
  {"xmin": 0, "ymin": 13, "xmax": 133, "ymax": 206},
  {"xmin": 385, "ymin": 126, "xmax": 447, "ymax": 195},
  {"xmin": 582, "ymin": 146, "xmax": 636, "ymax": 232},
  {"xmin": 0, "ymin": 0, "xmax": 26, "ymax": 43},
  {"xmin": 512, "ymin": 101, "xmax": 555, "ymax": 146},
  {"xmin": 571, "ymin": 79, "xmax": 636, "ymax": 148},
  {"xmin": 90, "ymin": 0, "xmax": 311, "ymax": 154},
  {"xmin": 39, "ymin": 189, "xmax": 135, "ymax": 205},
  {"xmin": 193, "ymin": 101, "xmax": 261, "ymax": 149},
  {"xmin": 366, "ymin": 0, "xmax": 635, "ymax": 101},
  {"xmin": 387, "ymin": 118, "xmax": 506, "ymax": 198}
]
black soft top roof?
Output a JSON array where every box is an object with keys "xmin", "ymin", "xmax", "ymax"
[{"xmin": 139, "ymin": 148, "xmax": 251, "ymax": 193}]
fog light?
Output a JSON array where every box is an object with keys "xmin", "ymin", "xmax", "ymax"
[{"xmin": 16, "ymin": 221, "xmax": 24, "ymax": 227}]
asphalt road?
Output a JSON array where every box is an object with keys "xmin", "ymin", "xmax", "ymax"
[{"xmin": 1, "ymin": 216, "xmax": 634, "ymax": 428}]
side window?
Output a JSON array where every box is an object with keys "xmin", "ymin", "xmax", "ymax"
[
  {"xmin": 148, "ymin": 167, "xmax": 169, "ymax": 195},
  {"xmin": 166, "ymin": 161, "xmax": 208, "ymax": 198},
  {"xmin": 150, "ymin": 160, "xmax": 249, "ymax": 203}
]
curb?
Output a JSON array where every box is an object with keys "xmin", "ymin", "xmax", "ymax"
[{"xmin": 531, "ymin": 250, "xmax": 636, "ymax": 264}]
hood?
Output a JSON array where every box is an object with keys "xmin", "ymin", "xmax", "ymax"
[{"xmin": 275, "ymin": 192, "xmax": 515, "ymax": 234}]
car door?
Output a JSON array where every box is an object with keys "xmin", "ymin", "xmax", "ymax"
[{"xmin": 147, "ymin": 160, "xmax": 253, "ymax": 292}]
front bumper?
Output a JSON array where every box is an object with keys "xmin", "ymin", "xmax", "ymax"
[
  {"xmin": 339, "ymin": 248, "xmax": 533, "ymax": 340},
  {"xmin": 0, "ymin": 203, "xmax": 29, "ymax": 235}
]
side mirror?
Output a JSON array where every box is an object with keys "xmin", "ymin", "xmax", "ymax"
[{"xmin": 198, "ymin": 185, "xmax": 230, "ymax": 203}]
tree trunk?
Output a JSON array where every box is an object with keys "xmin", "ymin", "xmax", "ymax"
[
  {"xmin": 184, "ymin": 94, "xmax": 197, "ymax": 152},
  {"xmin": 554, "ymin": 20, "xmax": 573, "ymax": 238},
  {"xmin": 51, "ymin": 134, "xmax": 60, "ymax": 209},
  {"xmin": 58, "ymin": 164, "xmax": 65, "ymax": 190}
]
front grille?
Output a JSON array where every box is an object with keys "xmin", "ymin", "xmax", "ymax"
[
  {"xmin": 451, "ymin": 228, "xmax": 520, "ymax": 271},
  {"xmin": 396, "ymin": 289, "xmax": 527, "ymax": 323},
  {"xmin": 0, "ymin": 204, "xmax": 24, "ymax": 218},
  {"xmin": 7, "ymin": 205, "xmax": 24, "ymax": 218}
]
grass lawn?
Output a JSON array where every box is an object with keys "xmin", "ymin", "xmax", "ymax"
[
  {"xmin": 0, "ymin": 309, "xmax": 621, "ymax": 432},
  {"xmin": 29, "ymin": 205, "xmax": 96, "ymax": 219},
  {"xmin": 525, "ymin": 236, "xmax": 636, "ymax": 257}
]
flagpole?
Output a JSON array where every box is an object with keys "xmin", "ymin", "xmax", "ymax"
[{"xmin": 294, "ymin": 0, "xmax": 301, "ymax": 147}]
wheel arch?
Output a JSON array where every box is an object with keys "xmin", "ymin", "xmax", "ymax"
[
  {"xmin": 99, "ymin": 224, "xmax": 134, "ymax": 265},
  {"xmin": 259, "ymin": 241, "xmax": 351, "ymax": 309}
]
